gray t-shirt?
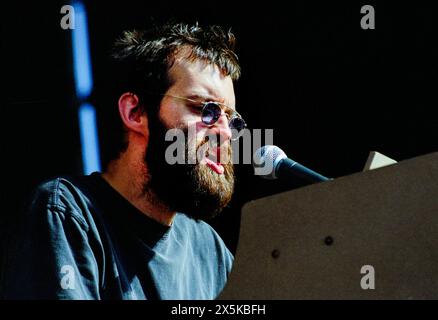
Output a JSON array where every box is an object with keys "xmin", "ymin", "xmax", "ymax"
[{"xmin": 1, "ymin": 173, "xmax": 233, "ymax": 299}]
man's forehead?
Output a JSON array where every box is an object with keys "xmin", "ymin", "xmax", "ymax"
[{"xmin": 168, "ymin": 57, "xmax": 236, "ymax": 107}]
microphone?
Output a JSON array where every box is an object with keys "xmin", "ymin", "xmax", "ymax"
[{"xmin": 253, "ymin": 145, "xmax": 330, "ymax": 183}]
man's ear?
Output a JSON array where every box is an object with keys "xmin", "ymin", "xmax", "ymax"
[{"xmin": 118, "ymin": 92, "xmax": 148, "ymax": 137}]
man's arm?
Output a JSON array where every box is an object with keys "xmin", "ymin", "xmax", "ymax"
[{"xmin": 2, "ymin": 182, "xmax": 101, "ymax": 299}]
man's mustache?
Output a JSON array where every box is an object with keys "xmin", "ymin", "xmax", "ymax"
[{"xmin": 195, "ymin": 137, "xmax": 232, "ymax": 165}]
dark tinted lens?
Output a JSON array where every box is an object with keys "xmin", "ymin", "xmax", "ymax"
[
  {"xmin": 229, "ymin": 117, "xmax": 246, "ymax": 131},
  {"xmin": 202, "ymin": 102, "xmax": 221, "ymax": 125},
  {"xmin": 229, "ymin": 117, "xmax": 246, "ymax": 140}
]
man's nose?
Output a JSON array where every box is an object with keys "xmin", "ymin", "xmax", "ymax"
[{"xmin": 209, "ymin": 113, "xmax": 232, "ymax": 142}]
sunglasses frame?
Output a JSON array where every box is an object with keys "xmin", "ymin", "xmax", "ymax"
[{"xmin": 162, "ymin": 94, "xmax": 247, "ymax": 140}]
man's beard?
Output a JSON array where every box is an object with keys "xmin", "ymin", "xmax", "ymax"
[{"xmin": 143, "ymin": 113, "xmax": 235, "ymax": 221}]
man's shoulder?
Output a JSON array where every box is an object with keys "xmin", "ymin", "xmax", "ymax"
[
  {"xmin": 30, "ymin": 175, "xmax": 94, "ymax": 229},
  {"xmin": 34, "ymin": 176, "xmax": 85, "ymax": 206},
  {"xmin": 35, "ymin": 176, "xmax": 77, "ymax": 204}
]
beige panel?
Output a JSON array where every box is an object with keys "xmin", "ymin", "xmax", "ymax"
[{"xmin": 220, "ymin": 152, "xmax": 438, "ymax": 299}]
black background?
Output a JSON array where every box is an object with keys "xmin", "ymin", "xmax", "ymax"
[{"xmin": 2, "ymin": 1, "xmax": 437, "ymax": 255}]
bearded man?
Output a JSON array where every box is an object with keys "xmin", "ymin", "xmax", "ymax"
[{"xmin": 1, "ymin": 22, "xmax": 246, "ymax": 300}]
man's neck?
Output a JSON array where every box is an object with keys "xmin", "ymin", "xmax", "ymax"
[{"xmin": 101, "ymin": 147, "xmax": 176, "ymax": 226}]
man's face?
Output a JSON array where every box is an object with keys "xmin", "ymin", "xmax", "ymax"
[{"xmin": 143, "ymin": 56, "xmax": 236, "ymax": 220}]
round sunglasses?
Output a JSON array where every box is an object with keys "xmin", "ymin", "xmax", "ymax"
[{"xmin": 163, "ymin": 94, "xmax": 247, "ymax": 140}]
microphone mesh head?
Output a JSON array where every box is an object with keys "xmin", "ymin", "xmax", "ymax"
[{"xmin": 253, "ymin": 145, "xmax": 287, "ymax": 179}]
